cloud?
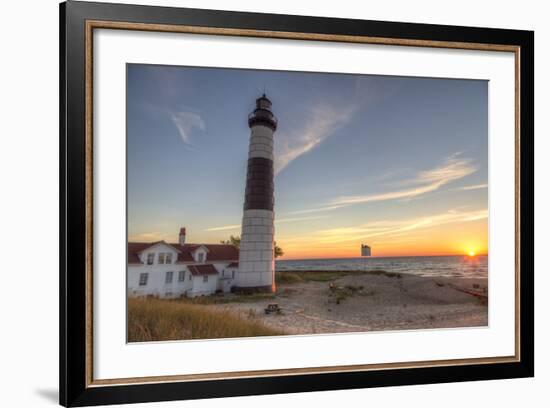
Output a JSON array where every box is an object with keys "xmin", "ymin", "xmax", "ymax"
[
  {"xmin": 170, "ymin": 110, "xmax": 205, "ymax": 145},
  {"xmin": 272, "ymin": 76, "xmax": 395, "ymax": 175},
  {"xmin": 128, "ymin": 231, "xmax": 173, "ymax": 242},
  {"xmin": 288, "ymin": 205, "xmax": 347, "ymax": 215},
  {"xmin": 277, "ymin": 215, "xmax": 329, "ymax": 224},
  {"xmin": 289, "ymin": 154, "xmax": 477, "ymax": 215},
  {"xmin": 282, "ymin": 208, "xmax": 488, "ymax": 246},
  {"xmin": 455, "ymin": 183, "xmax": 488, "ymax": 191},
  {"xmin": 332, "ymin": 154, "xmax": 477, "ymax": 206},
  {"xmin": 205, "ymin": 224, "xmax": 241, "ymax": 232},
  {"xmin": 274, "ymin": 103, "xmax": 356, "ymax": 174},
  {"xmin": 318, "ymin": 208, "xmax": 488, "ymax": 244}
]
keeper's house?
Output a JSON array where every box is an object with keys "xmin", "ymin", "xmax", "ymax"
[{"xmin": 127, "ymin": 228, "xmax": 239, "ymax": 298}]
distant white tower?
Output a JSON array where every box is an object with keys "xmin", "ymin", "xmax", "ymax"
[
  {"xmin": 361, "ymin": 244, "xmax": 371, "ymax": 257},
  {"xmin": 236, "ymin": 94, "xmax": 278, "ymax": 292}
]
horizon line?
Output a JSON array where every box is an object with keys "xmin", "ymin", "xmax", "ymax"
[{"xmin": 277, "ymin": 253, "xmax": 488, "ymax": 261}]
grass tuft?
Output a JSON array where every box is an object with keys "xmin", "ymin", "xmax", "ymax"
[
  {"xmin": 328, "ymin": 284, "xmax": 376, "ymax": 304},
  {"xmin": 275, "ymin": 272, "xmax": 304, "ymax": 284}
]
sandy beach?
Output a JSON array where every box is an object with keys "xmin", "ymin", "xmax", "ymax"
[{"xmin": 210, "ymin": 271, "xmax": 488, "ymax": 335}]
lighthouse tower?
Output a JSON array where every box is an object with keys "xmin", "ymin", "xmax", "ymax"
[{"xmin": 236, "ymin": 94, "xmax": 278, "ymax": 292}]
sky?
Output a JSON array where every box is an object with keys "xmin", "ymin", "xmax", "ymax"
[{"xmin": 127, "ymin": 64, "xmax": 488, "ymax": 259}]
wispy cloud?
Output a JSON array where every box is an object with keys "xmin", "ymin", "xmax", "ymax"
[
  {"xmin": 277, "ymin": 215, "xmax": 329, "ymax": 224},
  {"xmin": 314, "ymin": 208, "xmax": 488, "ymax": 244},
  {"xmin": 274, "ymin": 103, "xmax": 356, "ymax": 175},
  {"xmin": 205, "ymin": 224, "xmax": 241, "ymax": 232},
  {"xmin": 170, "ymin": 110, "xmax": 205, "ymax": 145},
  {"xmin": 128, "ymin": 231, "xmax": 173, "ymax": 242},
  {"xmin": 270, "ymin": 76, "xmax": 399, "ymax": 175},
  {"xmin": 455, "ymin": 183, "xmax": 488, "ymax": 191},
  {"xmin": 281, "ymin": 208, "xmax": 488, "ymax": 246},
  {"xmin": 332, "ymin": 154, "xmax": 476, "ymax": 206},
  {"xmin": 288, "ymin": 205, "xmax": 347, "ymax": 215},
  {"xmin": 205, "ymin": 215, "xmax": 328, "ymax": 232},
  {"xmin": 289, "ymin": 154, "xmax": 477, "ymax": 214}
]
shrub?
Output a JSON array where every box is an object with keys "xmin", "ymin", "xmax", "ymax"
[{"xmin": 275, "ymin": 272, "xmax": 304, "ymax": 284}]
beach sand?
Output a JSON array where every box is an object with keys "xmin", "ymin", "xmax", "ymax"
[{"xmin": 210, "ymin": 272, "xmax": 488, "ymax": 335}]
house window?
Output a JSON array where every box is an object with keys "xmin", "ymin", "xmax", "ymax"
[
  {"xmin": 158, "ymin": 253, "xmax": 166, "ymax": 264},
  {"xmin": 178, "ymin": 271, "xmax": 186, "ymax": 282},
  {"xmin": 139, "ymin": 273, "xmax": 148, "ymax": 286},
  {"xmin": 165, "ymin": 271, "xmax": 173, "ymax": 284},
  {"xmin": 165, "ymin": 253, "xmax": 173, "ymax": 264},
  {"xmin": 146, "ymin": 253, "xmax": 154, "ymax": 265},
  {"xmin": 203, "ymin": 275, "xmax": 208, "ymax": 283},
  {"xmin": 189, "ymin": 273, "xmax": 192, "ymax": 281},
  {"xmin": 232, "ymin": 270, "xmax": 235, "ymax": 279},
  {"xmin": 198, "ymin": 253, "xmax": 205, "ymax": 263}
]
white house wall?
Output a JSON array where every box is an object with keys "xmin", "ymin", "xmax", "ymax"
[
  {"xmin": 189, "ymin": 275, "xmax": 218, "ymax": 297},
  {"xmin": 128, "ymin": 264, "xmax": 193, "ymax": 298}
]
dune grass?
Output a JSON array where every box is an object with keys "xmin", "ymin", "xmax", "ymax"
[{"xmin": 128, "ymin": 298, "xmax": 282, "ymax": 342}]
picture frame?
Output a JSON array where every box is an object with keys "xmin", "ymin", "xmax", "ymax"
[{"xmin": 59, "ymin": 0, "xmax": 534, "ymax": 406}]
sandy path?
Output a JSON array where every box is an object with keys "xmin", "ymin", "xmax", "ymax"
[{"xmin": 210, "ymin": 272, "xmax": 488, "ymax": 335}]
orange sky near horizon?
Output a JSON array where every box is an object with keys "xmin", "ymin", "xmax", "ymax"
[
  {"xmin": 275, "ymin": 217, "xmax": 488, "ymax": 260},
  {"xmin": 128, "ymin": 211, "xmax": 488, "ymax": 260}
]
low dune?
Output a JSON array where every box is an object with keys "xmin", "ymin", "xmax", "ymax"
[{"xmin": 211, "ymin": 271, "xmax": 488, "ymax": 335}]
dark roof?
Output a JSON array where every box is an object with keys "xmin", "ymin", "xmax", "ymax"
[
  {"xmin": 227, "ymin": 262, "xmax": 239, "ymax": 268},
  {"xmin": 127, "ymin": 242, "xmax": 238, "ymax": 265},
  {"xmin": 188, "ymin": 264, "xmax": 219, "ymax": 276},
  {"xmin": 127, "ymin": 242, "xmax": 155, "ymax": 264}
]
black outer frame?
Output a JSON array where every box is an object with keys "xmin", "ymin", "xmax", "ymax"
[{"xmin": 59, "ymin": 0, "xmax": 534, "ymax": 406}]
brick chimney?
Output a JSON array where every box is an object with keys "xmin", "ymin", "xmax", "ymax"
[{"xmin": 179, "ymin": 227, "xmax": 186, "ymax": 245}]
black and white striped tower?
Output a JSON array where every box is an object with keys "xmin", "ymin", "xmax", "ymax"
[{"xmin": 237, "ymin": 94, "xmax": 277, "ymax": 292}]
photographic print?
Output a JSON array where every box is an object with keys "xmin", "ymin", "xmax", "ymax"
[{"xmin": 126, "ymin": 64, "xmax": 489, "ymax": 343}]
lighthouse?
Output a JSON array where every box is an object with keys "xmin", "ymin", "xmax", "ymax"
[{"xmin": 236, "ymin": 94, "xmax": 278, "ymax": 292}]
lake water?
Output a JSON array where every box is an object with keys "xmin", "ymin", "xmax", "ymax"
[{"xmin": 276, "ymin": 255, "xmax": 488, "ymax": 279}]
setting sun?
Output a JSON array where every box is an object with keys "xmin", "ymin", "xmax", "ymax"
[{"xmin": 468, "ymin": 251, "xmax": 476, "ymax": 257}]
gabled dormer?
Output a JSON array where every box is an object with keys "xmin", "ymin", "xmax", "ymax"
[{"xmin": 191, "ymin": 245, "xmax": 210, "ymax": 263}]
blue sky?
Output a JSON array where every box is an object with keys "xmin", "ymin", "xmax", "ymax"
[{"xmin": 127, "ymin": 64, "xmax": 488, "ymax": 258}]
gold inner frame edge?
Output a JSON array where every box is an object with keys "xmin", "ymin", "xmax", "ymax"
[{"xmin": 84, "ymin": 19, "xmax": 521, "ymax": 388}]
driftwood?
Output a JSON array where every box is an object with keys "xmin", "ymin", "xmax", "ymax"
[{"xmin": 449, "ymin": 284, "xmax": 488, "ymax": 304}]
